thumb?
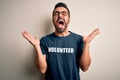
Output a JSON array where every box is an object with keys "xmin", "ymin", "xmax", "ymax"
[{"xmin": 82, "ymin": 35, "xmax": 87, "ymax": 42}]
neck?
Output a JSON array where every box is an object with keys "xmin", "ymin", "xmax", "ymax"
[{"xmin": 54, "ymin": 29, "xmax": 70, "ymax": 37}]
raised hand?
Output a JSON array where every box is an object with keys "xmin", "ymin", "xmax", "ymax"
[
  {"xmin": 83, "ymin": 28, "xmax": 100, "ymax": 44},
  {"xmin": 22, "ymin": 31, "xmax": 39, "ymax": 47}
]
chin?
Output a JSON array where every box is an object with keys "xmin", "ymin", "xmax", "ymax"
[{"xmin": 56, "ymin": 28, "xmax": 65, "ymax": 33}]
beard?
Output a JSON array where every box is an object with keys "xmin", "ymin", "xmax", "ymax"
[
  {"xmin": 54, "ymin": 25, "xmax": 67, "ymax": 33},
  {"xmin": 53, "ymin": 18, "xmax": 69, "ymax": 33}
]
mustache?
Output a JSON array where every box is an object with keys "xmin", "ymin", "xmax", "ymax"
[{"xmin": 57, "ymin": 18, "xmax": 64, "ymax": 22}]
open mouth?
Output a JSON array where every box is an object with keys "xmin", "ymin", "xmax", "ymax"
[
  {"xmin": 59, "ymin": 21, "xmax": 64, "ymax": 25},
  {"xmin": 57, "ymin": 19, "xmax": 64, "ymax": 25},
  {"xmin": 56, "ymin": 18, "xmax": 65, "ymax": 32}
]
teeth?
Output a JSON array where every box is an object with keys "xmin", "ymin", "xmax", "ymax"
[
  {"xmin": 58, "ymin": 19, "xmax": 63, "ymax": 22},
  {"xmin": 57, "ymin": 18, "xmax": 63, "ymax": 21}
]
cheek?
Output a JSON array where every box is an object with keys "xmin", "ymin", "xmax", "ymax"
[
  {"xmin": 65, "ymin": 18, "xmax": 70, "ymax": 23},
  {"xmin": 52, "ymin": 18, "xmax": 57, "ymax": 25},
  {"xmin": 53, "ymin": 17, "xmax": 57, "ymax": 22}
]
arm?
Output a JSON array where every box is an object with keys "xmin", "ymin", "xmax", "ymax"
[
  {"xmin": 79, "ymin": 28, "xmax": 100, "ymax": 72},
  {"xmin": 22, "ymin": 31, "xmax": 47, "ymax": 74}
]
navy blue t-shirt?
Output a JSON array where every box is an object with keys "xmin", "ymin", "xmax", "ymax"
[{"xmin": 40, "ymin": 31, "xmax": 83, "ymax": 80}]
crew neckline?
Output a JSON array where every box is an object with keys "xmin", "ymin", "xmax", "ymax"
[{"xmin": 53, "ymin": 31, "xmax": 72, "ymax": 38}]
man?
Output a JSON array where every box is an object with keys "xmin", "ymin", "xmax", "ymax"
[{"xmin": 22, "ymin": 2, "xmax": 100, "ymax": 80}]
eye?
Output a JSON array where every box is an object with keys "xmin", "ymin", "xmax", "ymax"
[
  {"xmin": 54, "ymin": 12, "xmax": 59, "ymax": 15},
  {"xmin": 62, "ymin": 12, "xmax": 66, "ymax": 15},
  {"xmin": 62, "ymin": 11, "xmax": 67, "ymax": 16}
]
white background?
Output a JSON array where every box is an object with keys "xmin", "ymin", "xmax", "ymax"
[{"xmin": 0, "ymin": 0, "xmax": 120, "ymax": 80}]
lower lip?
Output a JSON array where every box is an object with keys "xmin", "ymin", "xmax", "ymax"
[{"xmin": 58, "ymin": 24, "xmax": 64, "ymax": 28}]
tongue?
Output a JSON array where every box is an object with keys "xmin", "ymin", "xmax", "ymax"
[
  {"xmin": 59, "ymin": 24, "xmax": 63, "ymax": 27},
  {"xmin": 57, "ymin": 23, "xmax": 64, "ymax": 29}
]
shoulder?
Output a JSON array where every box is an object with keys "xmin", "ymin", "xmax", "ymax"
[
  {"xmin": 70, "ymin": 31, "xmax": 83, "ymax": 39},
  {"xmin": 70, "ymin": 31, "xmax": 83, "ymax": 45},
  {"xmin": 40, "ymin": 33, "xmax": 54, "ymax": 41}
]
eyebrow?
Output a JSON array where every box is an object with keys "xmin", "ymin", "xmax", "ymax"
[{"xmin": 54, "ymin": 10, "xmax": 68, "ymax": 13}]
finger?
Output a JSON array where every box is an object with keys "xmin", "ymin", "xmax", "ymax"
[
  {"xmin": 22, "ymin": 31, "xmax": 32, "ymax": 41},
  {"xmin": 22, "ymin": 31, "xmax": 26, "ymax": 37},
  {"xmin": 82, "ymin": 35, "xmax": 86, "ymax": 41},
  {"xmin": 87, "ymin": 28, "xmax": 100, "ymax": 42},
  {"xmin": 22, "ymin": 31, "xmax": 28, "ymax": 38},
  {"xmin": 22, "ymin": 31, "xmax": 28, "ymax": 36},
  {"xmin": 92, "ymin": 28, "xmax": 100, "ymax": 36},
  {"xmin": 89, "ymin": 28, "xmax": 100, "ymax": 37}
]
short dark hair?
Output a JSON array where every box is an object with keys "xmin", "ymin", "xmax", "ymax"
[{"xmin": 53, "ymin": 2, "xmax": 70, "ymax": 17}]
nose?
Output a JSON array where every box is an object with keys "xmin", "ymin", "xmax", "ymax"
[{"xmin": 58, "ymin": 12, "xmax": 62, "ymax": 18}]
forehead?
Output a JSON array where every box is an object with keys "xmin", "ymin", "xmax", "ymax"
[{"xmin": 54, "ymin": 7, "xmax": 68, "ymax": 12}]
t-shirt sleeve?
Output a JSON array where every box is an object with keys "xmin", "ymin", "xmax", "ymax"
[
  {"xmin": 40, "ymin": 38, "xmax": 47, "ymax": 55},
  {"xmin": 80, "ymin": 36, "xmax": 84, "ymax": 53},
  {"xmin": 77, "ymin": 36, "xmax": 84, "ymax": 57}
]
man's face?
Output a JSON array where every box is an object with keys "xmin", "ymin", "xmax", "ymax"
[{"xmin": 52, "ymin": 7, "xmax": 70, "ymax": 33}]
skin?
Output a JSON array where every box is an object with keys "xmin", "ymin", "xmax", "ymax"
[
  {"xmin": 52, "ymin": 7, "xmax": 70, "ymax": 36},
  {"xmin": 22, "ymin": 7, "xmax": 100, "ymax": 73}
]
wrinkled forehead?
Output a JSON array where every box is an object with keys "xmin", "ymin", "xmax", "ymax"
[{"xmin": 54, "ymin": 7, "xmax": 68, "ymax": 12}]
